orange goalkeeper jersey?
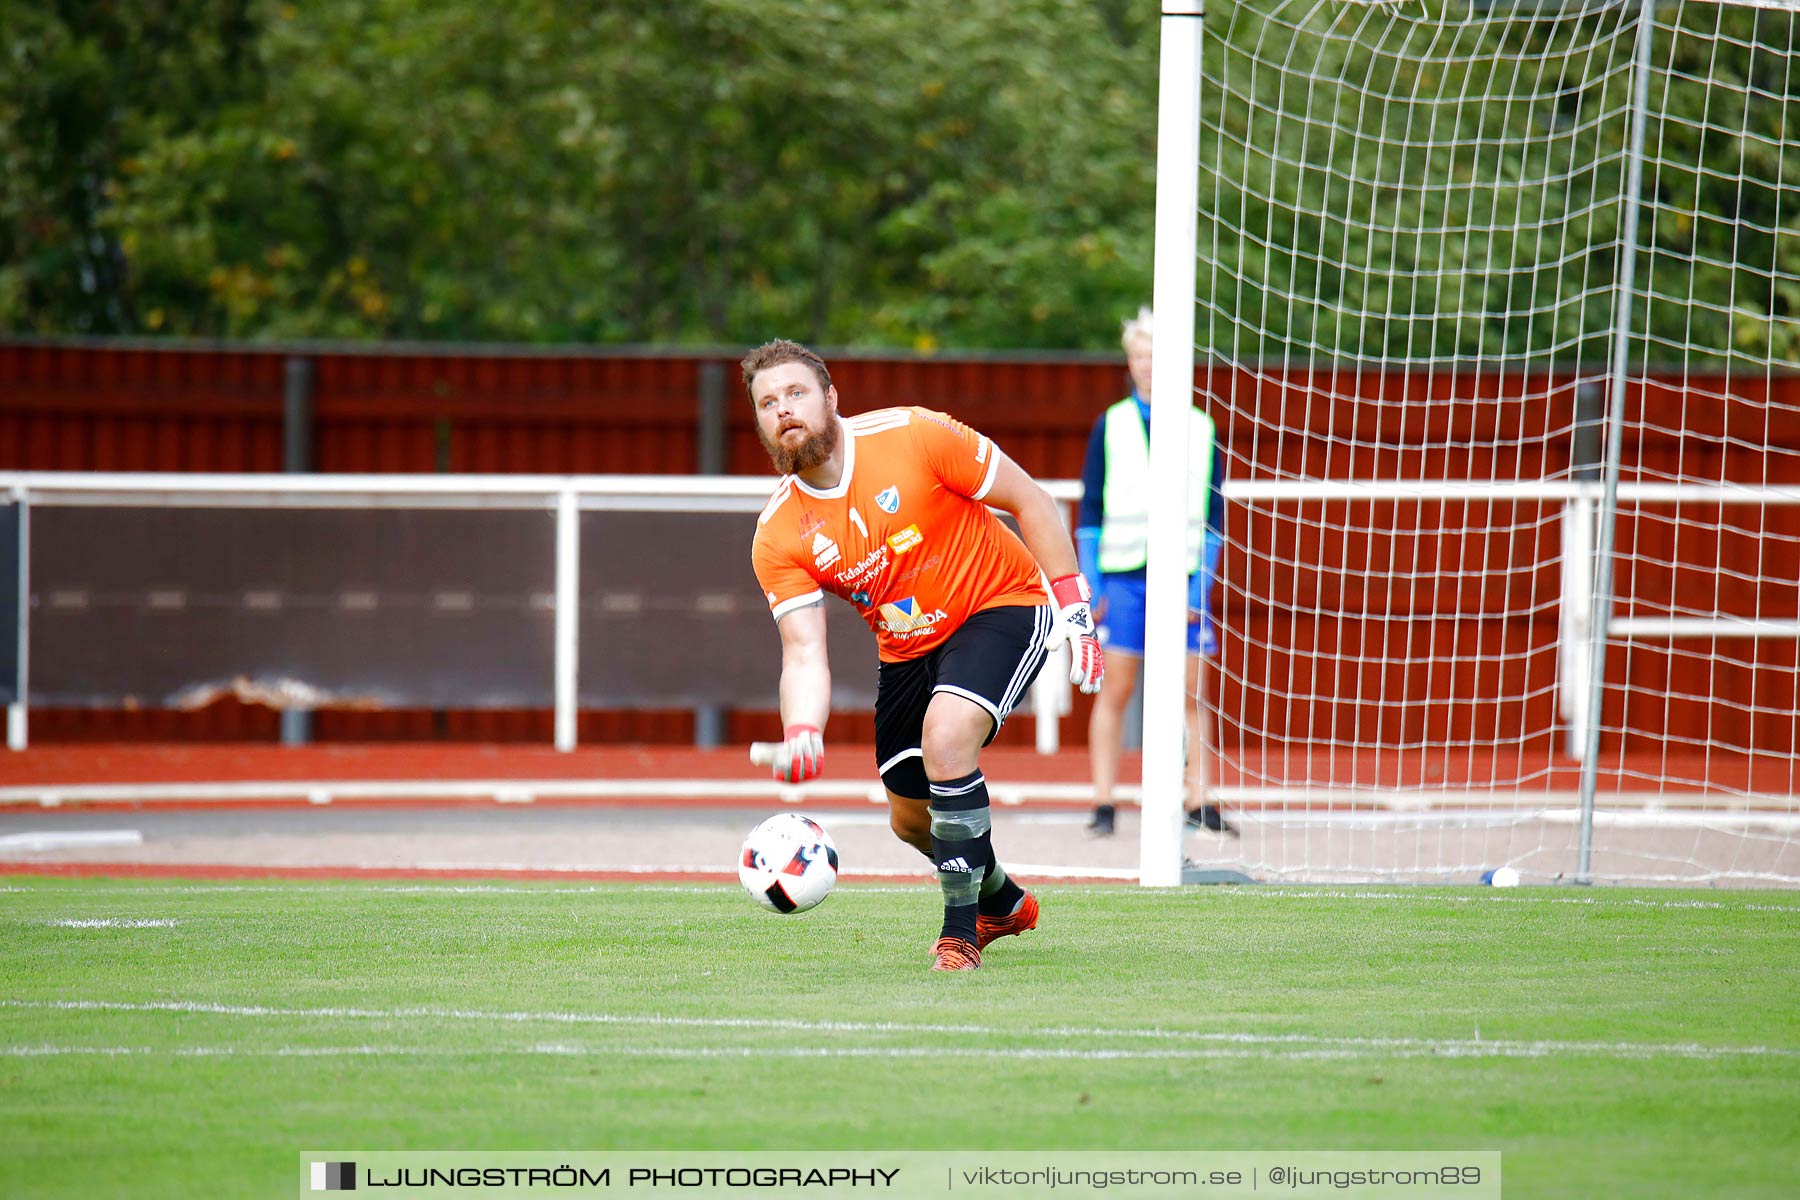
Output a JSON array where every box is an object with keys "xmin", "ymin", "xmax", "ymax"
[{"xmin": 751, "ymin": 407, "xmax": 1048, "ymax": 662}]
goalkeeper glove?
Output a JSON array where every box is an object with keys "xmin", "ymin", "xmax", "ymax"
[
  {"xmin": 1049, "ymin": 573, "xmax": 1105, "ymax": 694},
  {"xmin": 770, "ymin": 724, "xmax": 823, "ymax": 784}
]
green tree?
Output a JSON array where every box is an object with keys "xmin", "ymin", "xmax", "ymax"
[
  {"xmin": 4, "ymin": 0, "xmax": 1159, "ymax": 349},
  {"xmin": 3, "ymin": 0, "xmax": 1789, "ymax": 358},
  {"xmin": 0, "ymin": 0, "xmax": 259, "ymax": 333}
]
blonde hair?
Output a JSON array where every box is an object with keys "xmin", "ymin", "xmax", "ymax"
[{"xmin": 1121, "ymin": 306, "xmax": 1153, "ymax": 351}]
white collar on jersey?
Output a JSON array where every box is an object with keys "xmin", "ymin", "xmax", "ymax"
[{"xmin": 792, "ymin": 415, "xmax": 855, "ymax": 499}]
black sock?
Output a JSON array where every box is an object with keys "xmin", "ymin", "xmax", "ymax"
[
  {"xmin": 928, "ymin": 769, "xmax": 993, "ymax": 944},
  {"xmin": 979, "ymin": 860, "xmax": 1024, "ymax": 917}
]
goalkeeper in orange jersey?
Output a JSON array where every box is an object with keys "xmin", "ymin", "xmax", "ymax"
[{"xmin": 745, "ymin": 338, "xmax": 1103, "ymax": 972}]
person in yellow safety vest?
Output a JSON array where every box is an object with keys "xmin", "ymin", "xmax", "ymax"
[{"xmin": 1074, "ymin": 307, "xmax": 1232, "ymax": 838}]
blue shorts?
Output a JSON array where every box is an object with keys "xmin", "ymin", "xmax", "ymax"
[{"xmin": 1097, "ymin": 573, "xmax": 1217, "ymax": 657}]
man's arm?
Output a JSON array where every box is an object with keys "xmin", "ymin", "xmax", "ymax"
[
  {"xmin": 777, "ymin": 600, "xmax": 831, "ymax": 729},
  {"xmin": 768, "ymin": 600, "xmax": 831, "ymax": 782},
  {"xmin": 983, "ymin": 451, "xmax": 1079, "ymax": 579},
  {"xmin": 982, "ymin": 451, "xmax": 1103, "ymax": 693}
]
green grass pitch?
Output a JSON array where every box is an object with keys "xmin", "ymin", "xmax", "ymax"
[{"xmin": 3, "ymin": 876, "xmax": 1796, "ymax": 1198}]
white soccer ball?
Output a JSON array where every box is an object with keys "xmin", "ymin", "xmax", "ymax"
[
  {"xmin": 1490, "ymin": 865, "xmax": 1521, "ymax": 888},
  {"xmin": 738, "ymin": 812, "xmax": 838, "ymax": 914}
]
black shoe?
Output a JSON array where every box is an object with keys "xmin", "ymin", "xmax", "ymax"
[
  {"xmin": 1086, "ymin": 804, "xmax": 1116, "ymax": 836},
  {"xmin": 1185, "ymin": 803, "xmax": 1238, "ymax": 837}
]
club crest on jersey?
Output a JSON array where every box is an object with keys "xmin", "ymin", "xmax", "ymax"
[
  {"xmin": 811, "ymin": 531, "xmax": 841, "ymax": 570},
  {"xmin": 878, "ymin": 596, "xmax": 948, "ymax": 635},
  {"xmin": 875, "ymin": 486, "xmax": 900, "ymax": 514}
]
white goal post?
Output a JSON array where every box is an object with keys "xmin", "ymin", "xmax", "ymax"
[{"xmin": 1146, "ymin": 0, "xmax": 1799, "ymax": 887}]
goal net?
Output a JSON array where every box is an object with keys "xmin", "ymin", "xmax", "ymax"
[{"xmin": 1170, "ymin": 0, "xmax": 1798, "ymax": 885}]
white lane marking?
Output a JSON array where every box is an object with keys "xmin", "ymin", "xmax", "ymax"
[
  {"xmin": 373, "ymin": 861, "xmax": 933, "ymax": 877},
  {"xmin": 47, "ymin": 918, "xmax": 179, "ymax": 928},
  {"xmin": 0, "ymin": 883, "xmax": 925, "ymax": 896},
  {"xmin": 13, "ymin": 776, "xmax": 1791, "ymax": 821},
  {"xmin": 0, "ymin": 864, "xmax": 1133, "ymax": 882},
  {"xmin": 4, "ymin": 999, "xmax": 1790, "ymax": 1061},
  {"xmin": 0, "ymin": 831, "xmax": 143, "ymax": 853},
  {"xmin": 387, "ymin": 861, "xmax": 1132, "ymax": 880},
  {"xmin": 0, "ymin": 881, "xmax": 1794, "ymax": 911}
]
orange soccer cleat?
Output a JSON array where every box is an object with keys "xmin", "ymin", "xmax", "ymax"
[
  {"xmin": 975, "ymin": 891, "xmax": 1039, "ymax": 950},
  {"xmin": 930, "ymin": 936, "xmax": 982, "ymax": 972}
]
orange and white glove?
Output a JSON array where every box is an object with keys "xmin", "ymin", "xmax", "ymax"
[
  {"xmin": 769, "ymin": 724, "xmax": 824, "ymax": 784},
  {"xmin": 1049, "ymin": 573, "xmax": 1105, "ymax": 694}
]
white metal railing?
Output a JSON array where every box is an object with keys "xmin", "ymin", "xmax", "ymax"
[
  {"xmin": 1, "ymin": 472, "xmax": 1081, "ymax": 753},
  {"xmin": 5, "ymin": 472, "xmax": 1793, "ymax": 760}
]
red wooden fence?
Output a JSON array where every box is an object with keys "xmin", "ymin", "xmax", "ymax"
[{"xmin": 3, "ymin": 340, "xmax": 1795, "ymax": 755}]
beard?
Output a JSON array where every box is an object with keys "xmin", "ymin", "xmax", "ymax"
[{"xmin": 759, "ymin": 414, "xmax": 841, "ymax": 475}]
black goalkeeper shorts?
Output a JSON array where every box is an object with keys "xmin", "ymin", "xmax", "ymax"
[{"xmin": 873, "ymin": 604, "xmax": 1053, "ymax": 800}]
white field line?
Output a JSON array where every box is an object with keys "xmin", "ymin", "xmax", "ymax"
[
  {"xmin": 46, "ymin": 918, "xmax": 179, "ymax": 928},
  {"xmin": 1, "ymin": 1041, "xmax": 1771, "ymax": 1062},
  {"xmin": 3, "ymin": 999, "xmax": 1792, "ymax": 1063}
]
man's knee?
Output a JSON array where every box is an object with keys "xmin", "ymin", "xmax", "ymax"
[
  {"xmin": 920, "ymin": 705, "xmax": 991, "ymax": 778},
  {"xmin": 921, "ymin": 735, "xmax": 975, "ymax": 780}
]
